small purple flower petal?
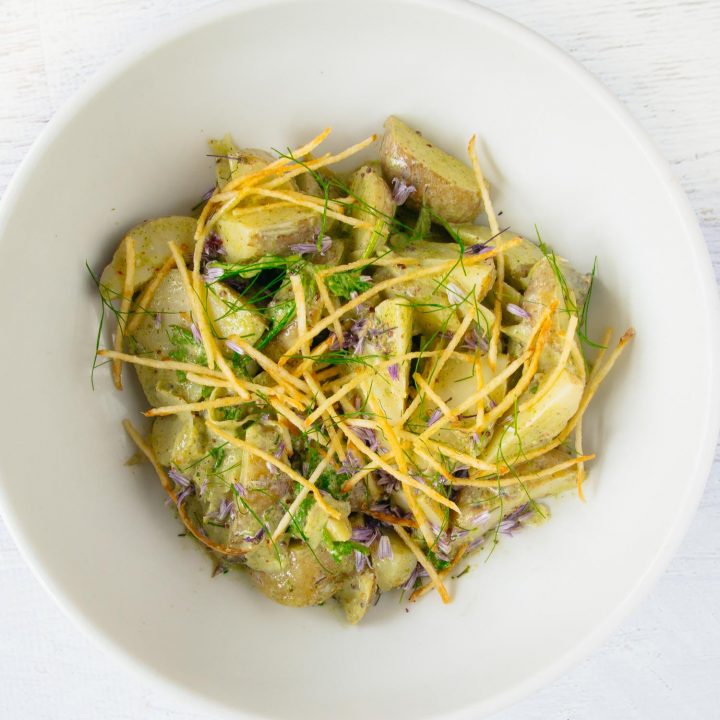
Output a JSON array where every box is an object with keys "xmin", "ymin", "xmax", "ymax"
[
  {"xmin": 274, "ymin": 442, "xmax": 286, "ymax": 459},
  {"xmin": 351, "ymin": 525, "xmax": 379, "ymax": 545},
  {"xmin": 470, "ymin": 510, "xmax": 491, "ymax": 527},
  {"xmin": 233, "ymin": 482, "xmax": 247, "ymax": 497},
  {"xmin": 446, "ymin": 282, "xmax": 466, "ymax": 306},
  {"xmin": 464, "ymin": 242, "xmax": 492, "ymax": 256},
  {"xmin": 427, "ymin": 409, "xmax": 443, "ymax": 427},
  {"xmin": 243, "ymin": 527, "xmax": 264, "ymax": 544},
  {"xmin": 290, "ymin": 236, "xmax": 332, "ymax": 256},
  {"xmin": 201, "ymin": 232, "xmax": 226, "ymax": 264},
  {"xmin": 388, "ymin": 363, "xmax": 399, "ymax": 382},
  {"xmin": 507, "ymin": 303, "xmax": 531, "ymax": 320},
  {"xmin": 203, "ymin": 264, "xmax": 224, "ymax": 283},
  {"xmin": 168, "ymin": 467, "xmax": 191, "ymax": 488},
  {"xmin": 338, "ymin": 451, "xmax": 361, "ymax": 476},
  {"xmin": 199, "ymin": 478, "xmax": 209, "ymax": 497},
  {"xmin": 226, "ymin": 340, "xmax": 244, "ymax": 355},
  {"xmin": 391, "ymin": 177, "xmax": 416, "ymax": 205},
  {"xmin": 375, "ymin": 469, "xmax": 400, "ymax": 494},
  {"xmin": 377, "ymin": 535, "xmax": 393, "ymax": 560},
  {"xmin": 498, "ymin": 503, "xmax": 534, "ymax": 536},
  {"xmin": 190, "ymin": 323, "xmax": 202, "ymax": 343},
  {"xmin": 354, "ymin": 550, "xmax": 369, "ymax": 573},
  {"xmin": 208, "ymin": 497, "xmax": 236, "ymax": 523},
  {"xmin": 176, "ymin": 485, "xmax": 194, "ymax": 506}
]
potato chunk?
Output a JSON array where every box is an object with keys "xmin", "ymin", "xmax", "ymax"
[
  {"xmin": 380, "ymin": 116, "xmax": 482, "ymax": 223},
  {"xmin": 99, "ymin": 216, "xmax": 196, "ymax": 300},
  {"xmin": 347, "ymin": 164, "xmax": 395, "ymax": 260},
  {"xmin": 215, "ymin": 205, "xmax": 321, "ymax": 262}
]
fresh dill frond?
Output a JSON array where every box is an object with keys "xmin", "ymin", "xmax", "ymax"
[{"xmin": 325, "ymin": 270, "xmax": 373, "ymax": 299}]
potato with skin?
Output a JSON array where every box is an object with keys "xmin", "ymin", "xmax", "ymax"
[
  {"xmin": 99, "ymin": 216, "xmax": 196, "ymax": 301},
  {"xmin": 215, "ymin": 205, "xmax": 321, "ymax": 263},
  {"xmin": 250, "ymin": 543, "xmax": 351, "ymax": 607},
  {"xmin": 380, "ymin": 116, "xmax": 483, "ymax": 223},
  {"xmin": 347, "ymin": 164, "xmax": 395, "ymax": 261},
  {"xmin": 454, "ymin": 448, "xmax": 578, "ymax": 544}
]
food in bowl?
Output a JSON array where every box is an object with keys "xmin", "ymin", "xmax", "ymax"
[{"xmin": 92, "ymin": 116, "xmax": 633, "ymax": 623}]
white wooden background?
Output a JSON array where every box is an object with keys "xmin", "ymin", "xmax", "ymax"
[{"xmin": 1, "ymin": 1, "xmax": 719, "ymax": 718}]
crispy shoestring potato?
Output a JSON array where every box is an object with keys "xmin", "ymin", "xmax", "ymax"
[{"xmin": 92, "ymin": 117, "xmax": 633, "ymax": 622}]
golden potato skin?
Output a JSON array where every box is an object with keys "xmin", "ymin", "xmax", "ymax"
[{"xmin": 380, "ymin": 116, "xmax": 483, "ymax": 223}]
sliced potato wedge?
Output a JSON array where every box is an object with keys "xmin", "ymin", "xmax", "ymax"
[
  {"xmin": 347, "ymin": 164, "xmax": 395, "ymax": 260},
  {"xmin": 380, "ymin": 116, "xmax": 482, "ymax": 223}
]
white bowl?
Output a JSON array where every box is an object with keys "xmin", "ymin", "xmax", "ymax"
[{"xmin": 1, "ymin": 1, "xmax": 718, "ymax": 718}]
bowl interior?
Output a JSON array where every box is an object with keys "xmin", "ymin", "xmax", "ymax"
[{"xmin": 0, "ymin": 1, "xmax": 718, "ymax": 719}]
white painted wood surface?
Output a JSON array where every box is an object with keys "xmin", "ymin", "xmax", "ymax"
[{"xmin": 1, "ymin": 0, "xmax": 718, "ymax": 718}]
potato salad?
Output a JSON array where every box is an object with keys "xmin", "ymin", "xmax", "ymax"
[{"xmin": 92, "ymin": 116, "xmax": 633, "ymax": 623}]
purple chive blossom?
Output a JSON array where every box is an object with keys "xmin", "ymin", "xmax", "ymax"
[
  {"xmin": 154, "ymin": 312, "xmax": 162, "ymax": 329},
  {"xmin": 391, "ymin": 177, "xmax": 416, "ymax": 205},
  {"xmin": 352, "ymin": 426, "xmax": 384, "ymax": 453},
  {"xmin": 199, "ymin": 478, "xmax": 209, "ymax": 497},
  {"xmin": 226, "ymin": 340, "xmax": 244, "ymax": 355},
  {"xmin": 352, "ymin": 525, "xmax": 379, "ymax": 545},
  {"xmin": 266, "ymin": 461, "xmax": 277, "ymax": 475},
  {"xmin": 176, "ymin": 485, "xmax": 194, "ymax": 507},
  {"xmin": 427, "ymin": 409, "xmax": 443, "ymax": 427},
  {"xmin": 451, "ymin": 528, "xmax": 470, "ymax": 542},
  {"xmin": 436, "ymin": 534, "xmax": 452, "ymax": 558},
  {"xmin": 487, "ymin": 398, "xmax": 497, "ymax": 409},
  {"xmin": 471, "ymin": 431, "xmax": 481, "ymax": 446},
  {"xmin": 213, "ymin": 497, "xmax": 236, "ymax": 522},
  {"xmin": 462, "ymin": 328, "xmax": 489, "ymax": 353},
  {"xmin": 203, "ymin": 264, "xmax": 224, "ymax": 283},
  {"xmin": 190, "ymin": 323, "xmax": 202, "ymax": 344},
  {"xmin": 338, "ymin": 451, "xmax": 361, "ymax": 476},
  {"xmin": 353, "ymin": 394, "xmax": 362, "ymax": 410},
  {"xmin": 402, "ymin": 562, "xmax": 428, "ymax": 592},
  {"xmin": 498, "ymin": 503, "xmax": 534, "ymax": 536},
  {"xmin": 243, "ymin": 527, "xmax": 264, "ymax": 544},
  {"xmin": 388, "ymin": 363, "xmax": 399, "ymax": 382},
  {"xmin": 168, "ymin": 467, "xmax": 191, "ymax": 488},
  {"xmin": 274, "ymin": 442, "xmax": 286, "ymax": 459},
  {"xmin": 446, "ymin": 283, "xmax": 466, "ymax": 306},
  {"xmin": 469, "ymin": 510, "xmax": 490, "ymax": 527},
  {"xmin": 290, "ymin": 236, "xmax": 332, "ymax": 256},
  {"xmin": 354, "ymin": 550, "xmax": 369, "ymax": 573},
  {"xmin": 464, "ymin": 242, "xmax": 492, "ymax": 256},
  {"xmin": 377, "ymin": 535, "xmax": 393, "ymax": 561},
  {"xmin": 468, "ymin": 535, "xmax": 485, "ymax": 552},
  {"xmin": 233, "ymin": 482, "xmax": 247, "ymax": 498},
  {"xmin": 202, "ymin": 232, "xmax": 226, "ymax": 264},
  {"xmin": 507, "ymin": 303, "xmax": 531, "ymax": 320},
  {"xmin": 376, "ymin": 469, "xmax": 400, "ymax": 494}
]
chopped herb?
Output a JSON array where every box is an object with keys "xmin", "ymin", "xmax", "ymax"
[{"xmin": 325, "ymin": 271, "xmax": 372, "ymax": 300}]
